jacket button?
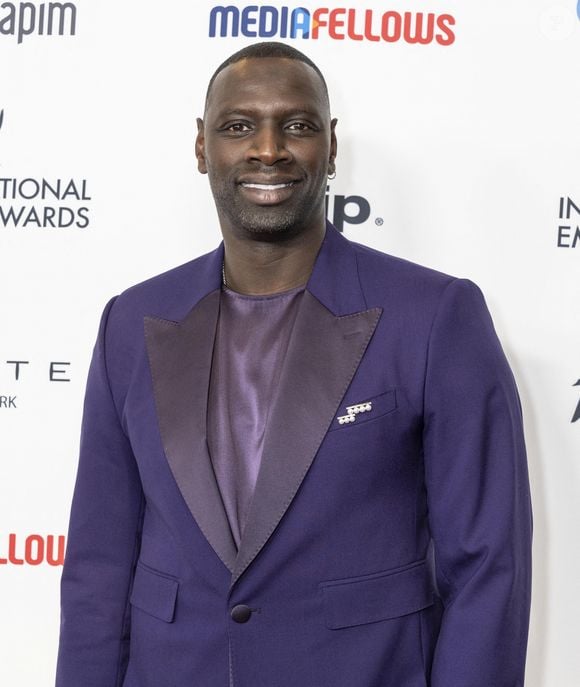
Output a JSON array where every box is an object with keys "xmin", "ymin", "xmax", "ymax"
[{"xmin": 231, "ymin": 604, "xmax": 252, "ymax": 623}]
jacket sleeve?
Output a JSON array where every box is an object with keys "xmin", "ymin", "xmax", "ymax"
[
  {"xmin": 423, "ymin": 279, "xmax": 532, "ymax": 687},
  {"xmin": 56, "ymin": 297, "xmax": 145, "ymax": 687}
]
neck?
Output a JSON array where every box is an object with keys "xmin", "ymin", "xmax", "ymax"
[{"xmin": 222, "ymin": 224, "xmax": 325, "ymax": 296}]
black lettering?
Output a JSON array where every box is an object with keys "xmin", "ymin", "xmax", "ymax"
[
  {"xmin": 41, "ymin": 178, "xmax": 61, "ymax": 200},
  {"xmin": 0, "ymin": 3, "xmax": 16, "ymax": 36},
  {"xmin": 61, "ymin": 179, "xmax": 80, "ymax": 200},
  {"xmin": 565, "ymin": 196, "xmax": 580, "ymax": 219},
  {"xmin": 76, "ymin": 207, "xmax": 89, "ymax": 228},
  {"xmin": 18, "ymin": 2, "xmax": 35, "ymax": 44},
  {"xmin": 333, "ymin": 195, "xmax": 371, "ymax": 232},
  {"xmin": 80, "ymin": 179, "xmax": 91, "ymax": 200},
  {"xmin": 572, "ymin": 226, "xmax": 580, "ymax": 248},
  {"xmin": 6, "ymin": 360, "xmax": 29, "ymax": 380},
  {"xmin": 43, "ymin": 206, "xmax": 56, "ymax": 227},
  {"xmin": 18, "ymin": 178, "xmax": 40, "ymax": 199},
  {"xmin": 22, "ymin": 205, "xmax": 41, "ymax": 227},
  {"xmin": 557, "ymin": 225, "xmax": 571, "ymax": 247},
  {"xmin": 57, "ymin": 207, "xmax": 75, "ymax": 227},
  {"xmin": 47, "ymin": 2, "xmax": 76, "ymax": 36},
  {"xmin": 0, "ymin": 177, "xmax": 12, "ymax": 196},
  {"xmin": 0, "ymin": 205, "xmax": 25, "ymax": 226},
  {"xmin": 573, "ymin": 380, "xmax": 580, "ymax": 423},
  {"xmin": 49, "ymin": 361, "xmax": 71, "ymax": 382}
]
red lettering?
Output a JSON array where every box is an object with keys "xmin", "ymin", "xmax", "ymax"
[
  {"xmin": 381, "ymin": 11, "xmax": 402, "ymax": 42},
  {"xmin": 436, "ymin": 14, "xmax": 456, "ymax": 46},
  {"xmin": 311, "ymin": 7, "xmax": 328, "ymax": 39},
  {"xmin": 364, "ymin": 9, "xmax": 380, "ymax": 42},
  {"xmin": 46, "ymin": 535, "xmax": 66, "ymax": 566},
  {"xmin": 346, "ymin": 9, "xmax": 363, "ymax": 40},
  {"xmin": 329, "ymin": 8, "xmax": 345, "ymax": 39},
  {"xmin": 25, "ymin": 534, "xmax": 44, "ymax": 565},
  {"xmin": 403, "ymin": 12, "xmax": 435, "ymax": 45},
  {"xmin": 9, "ymin": 533, "xmax": 24, "ymax": 565},
  {"xmin": 0, "ymin": 533, "xmax": 66, "ymax": 566}
]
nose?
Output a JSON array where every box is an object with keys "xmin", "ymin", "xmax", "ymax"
[{"xmin": 246, "ymin": 124, "xmax": 292, "ymax": 166}]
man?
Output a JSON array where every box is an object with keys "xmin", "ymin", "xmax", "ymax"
[{"xmin": 56, "ymin": 42, "xmax": 532, "ymax": 687}]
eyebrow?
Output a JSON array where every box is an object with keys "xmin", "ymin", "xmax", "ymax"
[{"xmin": 215, "ymin": 107, "xmax": 324, "ymax": 119}]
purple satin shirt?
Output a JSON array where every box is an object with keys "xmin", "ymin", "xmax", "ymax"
[{"xmin": 207, "ymin": 285, "xmax": 304, "ymax": 549}]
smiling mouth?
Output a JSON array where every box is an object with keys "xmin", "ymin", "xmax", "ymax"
[{"xmin": 240, "ymin": 182, "xmax": 296, "ymax": 190}]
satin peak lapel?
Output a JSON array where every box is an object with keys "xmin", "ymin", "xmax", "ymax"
[
  {"xmin": 144, "ymin": 289, "xmax": 238, "ymax": 573},
  {"xmin": 232, "ymin": 290, "xmax": 381, "ymax": 587}
]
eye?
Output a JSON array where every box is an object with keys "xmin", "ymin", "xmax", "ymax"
[
  {"xmin": 285, "ymin": 120, "xmax": 321, "ymax": 135},
  {"xmin": 286, "ymin": 121, "xmax": 312, "ymax": 132},
  {"xmin": 221, "ymin": 122, "xmax": 252, "ymax": 134}
]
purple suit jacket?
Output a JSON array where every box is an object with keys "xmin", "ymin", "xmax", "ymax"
[{"xmin": 56, "ymin": 224, "xmax": 532, "ymax": 687}]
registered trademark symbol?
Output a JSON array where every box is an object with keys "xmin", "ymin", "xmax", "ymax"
[{"xmin": 375, "ymin": 217, "xmax": 384, "ymax": 226}]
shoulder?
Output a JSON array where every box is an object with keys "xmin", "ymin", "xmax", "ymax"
[
  {"xmin": 105, "ymin": 245, "xmax": 221, "ymax": 329},
  {"xmin": 121, "ymin": 250, "xmax": 218, "ymax": 316},
  {"xmin": 95, "ymin": 247, "xmax": 221, "ymax": 371},
  {"xmin": 344, "ymin": 238, "xmax": 495, "ymax": 353},
  {"xmin": 349, "ymin": 238, "xmax": 461, "ymax": 310}
]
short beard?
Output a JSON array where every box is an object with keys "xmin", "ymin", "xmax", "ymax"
[
  {"xmin": 227, "ymin": 204, "xmax": 306, "ymax": 241},
  {"xmin": 212, "ymin": 180, "xmax": 325, "ymax": 243}
]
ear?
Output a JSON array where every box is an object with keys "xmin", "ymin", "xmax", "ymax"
[
  {"xmin": 328, "ymin": 117, "xmax": 338, "ymax": 176},
  {"xmin": 195, "ymin": 118, "xmax": 208, "ymax": 174}
]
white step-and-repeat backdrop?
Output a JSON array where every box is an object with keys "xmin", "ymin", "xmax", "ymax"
[{"xmin": 1, "ymin": 1, "xmax": 579, "ymax": 684}]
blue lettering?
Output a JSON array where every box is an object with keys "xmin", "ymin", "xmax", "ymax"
[
  {"xmin": 290, "ymin": 7, "xmax": 310, "ymax": 38},
  {"xmin": 209, "ymin": 5, "xmax": 239, "ymax": 37},
  {"xmin": 241, "ymin": 5, "xmax": 257, "ymax": 37},
  {"xmin": 279, "ymin": 6, "xmax": 288, "ymax": 37},
  {"xmin": 258, "ymin": 6, "xmax": 278, "ymax": 37}
]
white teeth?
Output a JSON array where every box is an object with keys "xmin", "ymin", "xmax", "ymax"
[{"xmin": 242, "ymin": 183, "xmax": 292, "ymax": 190}]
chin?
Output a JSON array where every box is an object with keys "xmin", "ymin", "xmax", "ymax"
[{"xmin": 235, "ymin": 209, "xmax": 306, "ymax": 241}]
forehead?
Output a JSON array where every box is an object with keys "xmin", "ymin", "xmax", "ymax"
[{"xmin": 206, "ymin": 57, "xmax": 329, "ymax": 117}]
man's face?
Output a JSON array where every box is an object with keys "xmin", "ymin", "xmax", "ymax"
[{"xmin": 196, "ymin": 57, "xmax": 337, "ymax": 241}]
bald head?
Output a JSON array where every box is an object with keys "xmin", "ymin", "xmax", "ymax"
[{"xmin": 204, "ymin": 41, "xmax": 330, "ymax": 113}]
